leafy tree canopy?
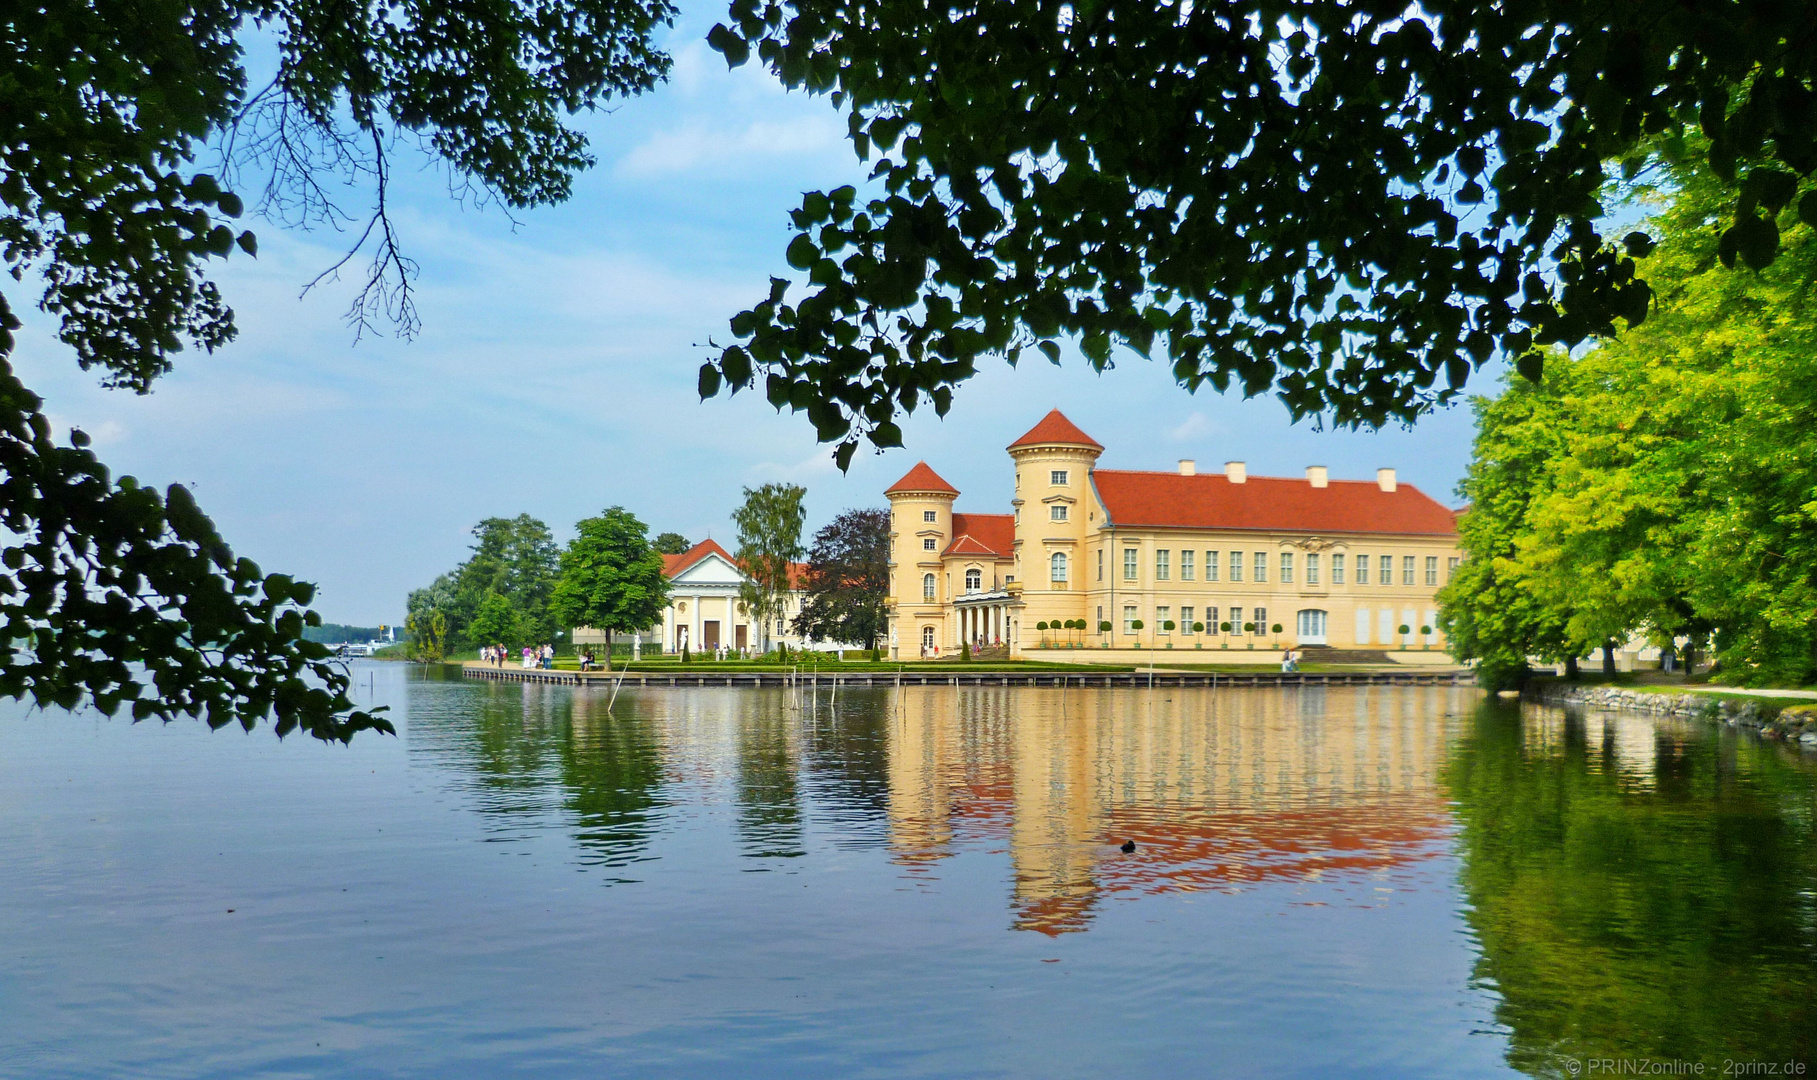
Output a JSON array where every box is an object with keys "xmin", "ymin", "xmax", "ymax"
[
  {"xmin": 700, "ymin": 0, "xmax": 1817, "ymax": 466},
  {"xmin": 549, "ymin": 507, "xmax": 671, "ymax": 670},
  {"xmin": 406, "ymin": 515, "xmax": 561, "ymax": 653},
  {"xmin": 2, "ymin": 0, "xmax": 672, "ymax": 738},
  {"xmin": 733, "ymin": 483, "xmax": 806, "ymax": 650},
  {"xmin": 791, "ymin": 508, "xmax": 889, "ymax": 648},
  {"xmin": 1442, "ymin": 147, "xmax": 1817, "ymax": 686},
  {"xmin": 652, "ymin": 532, "xmax": 693, "ymax": 555}
]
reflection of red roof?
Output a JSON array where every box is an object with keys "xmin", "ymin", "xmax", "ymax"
[
  {"xmin": 945, "ymin": 512, "xmax": 1014, "ymax": 557},
  {"xmin": 1093, "ymin": 471, "xmax": 1458, "ymax": 535},
  {"xmin": 661, "ymin": 538, "xmax": 807, "ymax": 590},
  {"xmin": 886, "ymin": 461, "xmax": 959, "ymax": 495},
  {"xmin": 1008, "ymin": 409, "xmax": 1103, "ymax": 451}
]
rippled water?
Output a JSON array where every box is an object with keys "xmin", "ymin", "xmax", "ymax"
[{"xmin": 2, "ymin": 664, "xmax": 1812, "ymax": 1078}]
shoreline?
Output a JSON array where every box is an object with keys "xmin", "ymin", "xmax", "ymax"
[
  {"xmin": 452, "ymin": 660, "xmax": 1475, "ymax": 689},
  {"xmin": 1524, "ymin": 680, "xmax": 1817, "ymax": 750}
]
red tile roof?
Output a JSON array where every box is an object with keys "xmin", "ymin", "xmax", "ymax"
[
  {"xmin": 661, "ymin": 538, "xmax": 733, "ymax": 578},
  {"xmin": 1093, "ymin": 471, "xmax": 1458, "ymax": 535},
  {"xmin": 885, "ymin": 461, "xmax": 959, "ymax": 495},
  {"xmin": 1008, "ymin": 409, "xmax": 1103, "ymax": 451},
  {"xmin": 662, "ymin": 538, "xmax": 809, "ymax": 590},
  {"xmin": 946, "ymin": 512, "xmax": 1014, "ymax": 557}
]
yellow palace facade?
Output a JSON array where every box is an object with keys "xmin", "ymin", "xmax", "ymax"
[{"xmin": 884, "ymin": 410, "xmax": 1462, "ymax": 660}]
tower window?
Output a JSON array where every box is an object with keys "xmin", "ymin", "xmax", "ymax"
[
  {"xmin": 1050, "ymin": 470, "xmax": 1069, "ymax": 486},
  {"xmin": 923, "ymin": 537, "xmax": 937, "ymax": 551},
  {"xmin": 923, "ymin": 510, "xmax": 937, "ymax": 523},
  {"xmin": 1050, "ymin": 504, "xmax": 1068, "ymax": 522}
]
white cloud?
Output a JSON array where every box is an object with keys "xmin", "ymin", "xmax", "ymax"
[
  {"xmin": 616, "ymin": 114, "xmax": 848, "ymax": 178},
  {"xmin": 1167, "ymin": 412, "xmax": 1227, "ymax": 442}
]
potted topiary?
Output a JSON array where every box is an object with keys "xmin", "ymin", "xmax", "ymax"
[
  {"xmin": 1271, "ymin": 623, "xmax": 1284, "ymax": 648},
  {"xmin": 1398, "ymin": 624, "xmax": 1411, "ymax": 650},
  {"xmin": 1162, "ymin": 619, "xmax": 1176, "ymax": 647},
  {"xmin": 1243, "ymin": 622, "xmax": 1255, "ymax": 649},
  {"xmin": 1099, "ymin": 620, "xmax": 1112, "ymax": 646},
  {"xmin": 1220, "ymin": 621, "xmax": 1232, "ymax": 648},
  {"xmin": 1035, "ymin": 620, "xmax": 1048, "ymax": 648},
  {"xmin": 1419, "ymin": 624, "xmax": 1433, "ymax": 650},
  {"xmin": 1193, "ymin": 621, "xmax": 1205, "ymax": 647},
  {"xmin": 1131, "ymin": 619, "xmax": 1144, "ymax": 647}
]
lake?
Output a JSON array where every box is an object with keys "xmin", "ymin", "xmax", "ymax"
[{"xmin": 2, "ymin": 663, "xmax": 1812, "ymax": 1078}]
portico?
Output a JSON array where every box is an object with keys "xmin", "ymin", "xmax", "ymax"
[{"xmin": 953, "ymin": 589, "xmax": 1017, "ymax": 650}]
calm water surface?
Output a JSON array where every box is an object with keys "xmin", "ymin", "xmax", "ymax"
[{"xmin": 2, "ymin": 665, "xmax": 1812, "ymax": 1078}]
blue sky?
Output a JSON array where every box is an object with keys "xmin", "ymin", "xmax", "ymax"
[{"xmin": 10, "ymin": 1, "xmax": 1494, "ymax": 628}]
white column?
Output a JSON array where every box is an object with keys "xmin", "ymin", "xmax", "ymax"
[
  {"xmin": 663, "ymin": 604, "xmax": 675, "ymax": 652},
  {"xmin": 727, "ymin": 594, "xmax": 736, "ymax": 652}
]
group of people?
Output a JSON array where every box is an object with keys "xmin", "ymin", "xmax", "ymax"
[
  {"xmin": 480, "ymin": 644, "xmax": 555, "ymax": 669},
  {"xmin": 1280, "ymin": 648, "xmax": 1301, "ymax": 673}
]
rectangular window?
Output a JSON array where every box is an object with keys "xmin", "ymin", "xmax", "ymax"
[
  {"xmin": 1049, "ymin": 504, "xmax": 1068, "ymax": 522},
  {"xmin": 1306, "ymin": 554, "xmax": 1320, "ymax": 585},
  {"xmin": 1380, "ymin": 555, "xmax": 1394, "ymax": 586},
  {"xmin": 1403, "ymin": 556, "xmax": 1416, "ymax": 585},
  {"xmin": 1355, "ymin": 608, "xmax": 1370, "ymax": 644},
  {"xmin": 1355, "ymin": 554, "xmax": 1369, "ymax": 585},
  {"xmin": 1181, "ymin": 606, "xmax": 1195, "ymax": 633},
  {"xmin": 1253, "ymin": 552, "xmax": 1267, "ymax": 583},
  {"xmin": 923, "ymin": 537, "xmax": 937, "ymax": 551},
  {"xmin": 1447, "ymin": 556, "xmax": 1460, "ymax": 582},
  {"xmin": 1206, "ymin": 550, "xmax": 1219, "ymax": 581},
  {"xmin": 1425, "ymin": 556, "xmax": 1439, "ymax": 586},
  {"xmin": 1050, "ymin": 469, "xmax": 1069, "ymax": 486},
  {"xmin": 1097, "ymin": 549, "xmax": 1104, "ymax": 581},
  {"xmin": 1096, "ymin": 606, "xmax": 1103, "ymax": 630},
  {"xmin": 1123, "ymin": 605, "xmax": 1137, "ymax": 633},
  {"xmin": 1157, "ymin": 606, "xmax": 1171, "ymax": 633},
  {"xmin": 1230, "ymin": 607, "xmax": 1244, "ymax": 633},
  {"xmin": 1254, "ymin": 607, "xmax": 1269, "ymax": 635},
  {"xmin": 923, "ymin": 510, "xmax": 937, "ymax": 523},
  {"xmin": 1124, "ymin": 548, "xmax": 1139, "ymax": 581},
  {"xmin": 1206, "ymin": 607, "xmax": 1219, "ymax": 632},
  {"xmin": 1156, "ymin": 550, "xmax": 1171, "ymax": 581},
  {"xmin": 776, "ymin": 619, "xmax": 785, "ymax": 635},
  {"xmin": 1331, "ymin": 554, "xmax": 1345, "ymax": 584},
  {"xmin": 1180, "ymin": 550, "xmax": 1195, "ymax": 581},
  {"xmin": 1229, "ymin": 552, "xmax": 1243, "ymax": 582},
  {"xmin": 1280, "ymin": 552, "xmax": 1294, "ymax": 584}
]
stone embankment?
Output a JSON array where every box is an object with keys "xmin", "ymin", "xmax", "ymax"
[{"xmin": 1525, "ymin": 682, "xmax": 1817, "ymax": 749}]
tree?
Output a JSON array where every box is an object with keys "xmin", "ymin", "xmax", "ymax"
[
  {"xmin": 1, "ymin": 0, "xmax": 672, "ymax": 739},
  {"xmin": 452, "ymin": 516, "xmax": 560, "ymax": 645},
  {"xmin": 467, "ymin": 591, "xmax": 529, "ymax": 650},
  {"xmin": 791, "ymin": 508, "xmax": 889, "ymax": 649},
  {"xmin": 700, "ymin": 1, "xmax": 1817, "ymax": 466},
  {"xmin": 732, "ymin": 484, "xmax": 806, "ymax": 652},
  {"xmin": 652, "ymin": 532, "xmax": 692, "ymax": 555},
  {"xmin": 548, "ymin": 507, "xmax": 671, "ymax": 671},
  {"xmin": 405, "ymin": 609, "xmax": 448, "ymax": 663}
]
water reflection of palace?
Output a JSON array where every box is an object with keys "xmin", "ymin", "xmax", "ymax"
[{"xmin": 887, "ymin": 685, "xmax": 1475, "ymax": 934}]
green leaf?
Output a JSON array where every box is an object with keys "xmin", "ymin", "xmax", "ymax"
[
  {"xmin": 1515, "ymin": 352, "xmax": 1544, "ymax": 383},
  {"xmin": 698, "ymin": 363, "xmax": 722, "ymax": 399},
  {"xmin": 786, "ymin": 233, "xmax": 818, "ymax": 270},
  {"xmin": 706, "ymin": 24, "xmax": 750, "ymax": 67}
]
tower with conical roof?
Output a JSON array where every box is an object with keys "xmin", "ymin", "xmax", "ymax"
[
  {"xmin": 884, "ymin": 461, "xmax": 960, "ymax": 658},
  {"xmin": 1008, "ymin": 410, "xmax": 1102, "ymax": 649}
]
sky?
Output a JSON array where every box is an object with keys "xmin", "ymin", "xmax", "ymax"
[{"xmin": 10, "ymin": 1, "xmax": 1498, "ymax": 628}]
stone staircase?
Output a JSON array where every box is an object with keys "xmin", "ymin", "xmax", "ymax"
[{"xmin": 1296, "ymin": 646, "xmax": 1397, "ymax": 665}]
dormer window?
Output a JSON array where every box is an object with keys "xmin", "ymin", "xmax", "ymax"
[
  {"xmin": 1050, "ymin": 469, "xmax": 1069, "ymax": 486},
  {"xmin": 1050, "ymin": 504, "xmax": 1069, "ymax": 522}
]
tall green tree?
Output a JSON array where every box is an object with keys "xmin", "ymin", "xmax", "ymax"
[
  {"xmin": 548, "ymin": 507, "xmax": 670, "ymax": 671},
  {"xmin": 791, "ymin": 508, "xmax": 889, "ymax": 649},
  {"xmin": 0, "ymin": 0, "xmax": 671, "ymax": 739},
  {"xmin": 651, "ymin": 532, "xmax": 692, "ymax": 555},
  {"xmin": 466, "ymin": 591, "xmax": 531, "ymax": 650},
  {"xmin": 700, "ymin": 1, "xmax": 1817, "ymax": 466},
  {"xmin": 452, "ymin": 515, "xmax": 560, "ymax": 645},
  {"xmin": 732, "ymin": 484, "xmax": 806, "ymax": 652}
]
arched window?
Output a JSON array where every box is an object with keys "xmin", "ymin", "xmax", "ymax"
[
  {"xmin": 923, "ymin": 573, "xmax": 937, "ymax": 601},
  {"xmin": 1296, "ymin": 609, "xmax": 1328, "ymax": 644},
  {"xmin": 965, "ymin": 568, "xmax": 982, "ymax": 592},
  {"xmin": 1050, "ymin": 552, "xmax": 1068, "ymax": 583}
]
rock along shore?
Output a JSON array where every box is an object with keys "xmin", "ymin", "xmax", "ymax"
[{"xmin": 1524, "ymin": 681, "xmax": 1817, "ymax": 750}]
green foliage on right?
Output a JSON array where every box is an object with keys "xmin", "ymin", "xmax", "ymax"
[{"xmin": 1441, "ymin": 153, "xmax": 1817, "ymax": 687}]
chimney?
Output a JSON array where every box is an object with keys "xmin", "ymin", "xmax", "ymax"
[
  {"xmin": 1178, "ymin": 459, "xmax": 1196, "ymax": 476},
  {"xmin": 1306, "ymin": 465, "xmax": 1328, "ymax": 488},
  {"xmin": 1225, "ymin": 461, "xmax": 1246, "ymax": 483},
  {"xmin": 1377, "ymin": 468, "xmax": 1397, "ymax": 493}
]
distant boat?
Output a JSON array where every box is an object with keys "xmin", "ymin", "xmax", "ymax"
[{"xmin": 333, "ymin": 642, "xmax": 383, "ymax": 658}]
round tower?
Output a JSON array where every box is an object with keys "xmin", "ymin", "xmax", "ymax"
[
  {"xmin": 1006, "ymin": 410, "xmax": 1103, "ymax": 652},
  {"xmin": 884, "ymin": 461, "xmax": 960, "ymax": 660}
]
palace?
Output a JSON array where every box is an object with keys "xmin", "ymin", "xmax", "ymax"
[{"xmin": 884, "ymin": 410, "xmax": 1462, "ymax": 659}]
